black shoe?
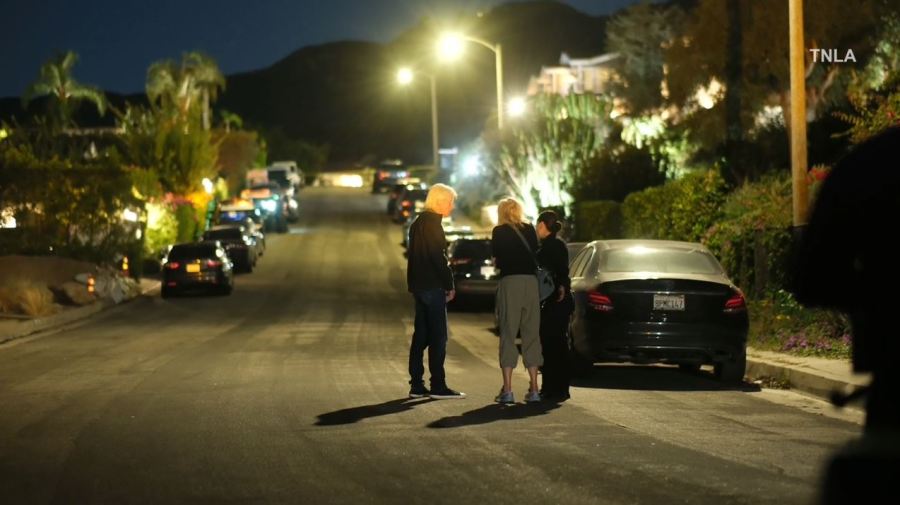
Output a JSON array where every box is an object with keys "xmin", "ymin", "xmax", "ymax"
[
  {"xmin": 429, "ymin": 388, "xmax": 467, "ymax": 400},
  {"xmin": 409, "ymin": 384, "xmax": 430, "ymax": 398}
]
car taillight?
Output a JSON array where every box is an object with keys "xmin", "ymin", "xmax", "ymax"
[
  {"xmin": 206, "ymin": 260, "xmax": 222, "ymax": 268},
  {"xmin": 377, "ymin": 171, "xmax": 387, "ymax": 180},
  {"xmin": 587, "ymin": 290, "xmax": 614, "ymax": 312},
  {"xmin": 165, "ymin": 262, "xmax": 180, "ymax": 270},
  {"xmin": 724, "ymin": 292, "xmax": 747, "ymax": 313},
  {"xmin": 401, "ymin": 200, "xmax": 412, "ymax": 207},
  {"xmin": 450, "ymin": 258, "xmax": 472, "ymax": 265}
]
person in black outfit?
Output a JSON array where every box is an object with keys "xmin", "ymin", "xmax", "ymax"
[
  {"xmin": 406, "ymin": 183, "xmax": 466, "ymax": 400},
  {"xmin": 792, "ymin": 127, "xmax": 900, "ymax": 502},
  {"xmin": 535, "ymin": 211, "xmax": 574, "ymax": 402}
]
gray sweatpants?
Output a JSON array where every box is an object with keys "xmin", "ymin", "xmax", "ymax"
[{"xmin": 496, "ymin": 275, "xmax": 543, "ymax": 368}]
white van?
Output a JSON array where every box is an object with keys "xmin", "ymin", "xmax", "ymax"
[{"xmin": 269, "ymin": 161, "xmax": 304, "ymax": 190}]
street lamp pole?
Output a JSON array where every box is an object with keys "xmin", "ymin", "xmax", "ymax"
[
  {"xmin": 430, "ymin": 74, "xmax": 440, "ymax": 170},
  {"xmin": 441, "ymin": 34, "xmax": 504, "ymax": 130},
  {"xmin": 398, "ymin": 68, "xmax": 440, "ymax": 170}
]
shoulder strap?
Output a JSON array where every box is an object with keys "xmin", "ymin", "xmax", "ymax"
[{"xmin": 508, "ymin": 224, "xmax": 539, "ymax": 269}]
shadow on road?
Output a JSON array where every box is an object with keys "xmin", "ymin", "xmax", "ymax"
[
  {"xmin": 427, "ymin": 401, "xmax": 562, "ymax": 429},
  {"xmin": 315, "ymin": 398, "xmax": 434, "ymax": 426},
  {"xmin": 572, "ymin": 365, "xmax": 761, "ymax": 393}
]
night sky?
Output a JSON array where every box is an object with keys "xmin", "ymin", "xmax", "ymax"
[{"xmin": 0, "ymin": 0, "xmax": 645, "ymax": 98}]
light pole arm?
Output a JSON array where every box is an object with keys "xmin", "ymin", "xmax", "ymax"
[{"xmin": 459, "ymin": 35, "xmax": 503, "ymax": 130}]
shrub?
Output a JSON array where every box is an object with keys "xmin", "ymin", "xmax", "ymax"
[
  {"xmin": 622, "ymin": 169, "xmax": 727, "ymax": 242},
  {"xmin": 0, "ymin": 280, "xmax": 56, "ymax": 317},
  {"xmin": 704, "ymin": 174, "xmax": 792, "ymax": 297},
  {"xmin": 574, "ymin": 201, "xmax": 623, "ymax": 241},
  {"xmin": 748, "ymin": 290, "xmax": 851, "ymax": 359}
]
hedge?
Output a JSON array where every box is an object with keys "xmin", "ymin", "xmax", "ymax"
[{"xmin": 574, "ymin": 200, "xmax": 623, "ymax": 241}]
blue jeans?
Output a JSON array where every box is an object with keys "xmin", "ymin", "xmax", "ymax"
[{"xmin": 408, "ymin": 289, "xmax": 448, "ymax": 390}]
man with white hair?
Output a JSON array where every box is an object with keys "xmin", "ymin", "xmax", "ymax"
[{"xmin": 406, "ymin": 183, "xmax": 466, "ymax": 400}]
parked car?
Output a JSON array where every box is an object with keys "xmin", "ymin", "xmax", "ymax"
[
  {"xmin": 216, "ymin": 206, "xmax": 266, "ymax": 255},
  {"xmin": 201, "ymin": 225, "xmax": 259, "ymax": 272},
  {"xmin": 568, "ymin": 240, "xmax": 749, "ymax": 382},
  {"xmin": 402, "ymin": 215, "xmax": 454, "ymax": 249},
  {"xmin": 392, "ymin": 187, "xmax": 428, "ymax": 223},
  {"xmin": 566, "ymin": 241, "xmax": 587, "ymax": 266},
  {"xmin": 372, "ymin": 159, "xmax": 408, "ymax": 193},
  {"xmin": 386, "ymin": 180, "xmax": 425, "ymax": 215},
  {"xmin": 161, "ymin": 241, "xmax": 234, "ymax": 298},
  {"xmin": 448, "ymin": 238, "xmax": 498, "ymax": 300}
]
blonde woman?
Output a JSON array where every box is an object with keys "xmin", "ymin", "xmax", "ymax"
[{"xmin": 490, "ymin": 197, "xmax": 542, "ymax": 403}]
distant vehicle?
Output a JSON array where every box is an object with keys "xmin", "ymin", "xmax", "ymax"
[
  {"xmin": 201, "ymin": 225, "xmax": 259, "ymax": 272},
  {"xmin": 568, "ymin": 240, "xmax": 749, "ymax": 382},
  {"xmin": 372, "ymin": 159, "xmax": 408, "ymax": 193},
  {"xmin": 215, "ymin": 203, "xmax": 266, "ymax": 256},
  {"xmin": 392, "ymin": 187, "xmax": 428, "ymax": 223},
  {"xmin": 161, "ymin": 241, "xmax": 234, "ymax": 298},
  {"xmin": 269, "ymin": 161, "xmax": 304, "ymax": 191},
  {"xmin": 240, "ymin": 183, "xmax": 290, "ymax": 233},
  {"xmin": 448, "ymin": 238, "xmax": 498, "ymax": 301},
  {"xmin": 387, "ymin": 180, "xmax": 425, "ymax": 215},
  {"xmin": 401, "ymin": 215, "xmax": 453, "ymax": 250}
]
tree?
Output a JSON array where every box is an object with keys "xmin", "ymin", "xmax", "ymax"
[
  {"xmin": 21, "ymin": 51, "xmax": 107, "ymax": 129},
  {"xmin": 489, "ymin": 94, "xmax": 613, "ymax": 217},
  {"xmin": 664, "ymin": 0, "xmax": 887, "ymax": 179},
  {"xmin": 146, "ymin": 52, "xmax": 225, "ymax": 131},
  {"xmin": 838, "ymin": 13, "xmax": 900, "ymax": 143},
  {"xmin": 606, "ymin": 2, "xmax": 685, "ymax": 114}
]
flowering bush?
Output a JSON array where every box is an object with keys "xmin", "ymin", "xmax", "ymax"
[{"xmin": 748, "ymin": 290, "xmax": 851, "ymax": 359}]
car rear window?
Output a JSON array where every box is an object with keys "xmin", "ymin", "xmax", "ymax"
[
  {"xmin": 168, "ymin": 245, "xmax": 216, "ymax": 260},
  {"xmin": 204, "ymin": 228, "xmax": 243, "ymax": 240},
  {"xmin": 451, "ymin": 240, "xmax": 492, "ymax": 260},
  {"xmin": 601, "ymin": 247, "xmax": 723, "ymax": 275}
]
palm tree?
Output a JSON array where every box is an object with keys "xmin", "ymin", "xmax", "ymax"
[
  {"xmin": 22, "ymin": 51, "xmax": 107, "ymax": 128},
  {"xmin": 146, "ymin": 52, "xmax": 225, "ymax": 130}
]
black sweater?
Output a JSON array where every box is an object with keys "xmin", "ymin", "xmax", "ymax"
[
  {"xmin": 407, "ymin": 211, "xmax": 454, "ymax": 292},
  {"xmin": 537, "ymin": 235, "xmax": 571, "ymax": 291},
  {"xmin": 491, "ymin": 223, "xmax": 539, "ymax": 277}
]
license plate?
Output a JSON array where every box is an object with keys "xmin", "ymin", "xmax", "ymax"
[
  {"xmin": 480, "ymin": 266, "xmax": 496, "ymax": 278},
  {"xmin": 653, "ymin": 294, "xmax": 685, "ymax": 311},
  {"xmin": 186, "ymin": 264, "xmax": 201, "ymax": 273}
]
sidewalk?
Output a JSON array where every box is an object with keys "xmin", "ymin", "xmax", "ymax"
[
  {"xmin": 746, "ymin": 347, "xmax": 870, "ymax": 404},
  {"xmin": 0, "ymin": 278, "xmax": 159, "ymax": 345}
]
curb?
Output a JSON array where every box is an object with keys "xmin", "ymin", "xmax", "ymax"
[
  {"xmin": 746, "ymin": 355, "xmax": 869, "ymax": 404},
  {"xmin": 0, "ymin": 279, "xmax": 160, "ymax": 346}
]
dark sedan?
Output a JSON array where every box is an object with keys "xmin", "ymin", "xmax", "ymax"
[
  {"xmin": 162, "ymin": 241, "xmax": 234, "ymax": 298},
  {"xmin": 386, "ymin": 180, "xmax": 425, "ymax": 215},
  {"xmin": 448, "ymin": 238, "xmax": 498, "ymax": 300},
  {"xmin": 392, "ymin": 187, "xmax": 428, "ymax": 223},
  {"xmin": 568, "ymin": 240, "xmax": 749, "ymax": 382},
  {"xmin": 201, "ymin": 225, "xmax": 258, "ymax": 272}
]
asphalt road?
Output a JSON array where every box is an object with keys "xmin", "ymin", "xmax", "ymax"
[{"xmin": 0, "ymin": 187, "xmax": 863, "ymax": 505}]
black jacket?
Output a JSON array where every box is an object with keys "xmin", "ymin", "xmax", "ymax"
[
  {"xmin": 491, "ymin": 223, "xmax": 539, "ymax": 277},
  {"xmin": 537, "ymin": 235, "xmax": 571, "ymax": 291},
  {"xmin": 407, "ymin": 211, "xmax": 454, "ymax": 292}
]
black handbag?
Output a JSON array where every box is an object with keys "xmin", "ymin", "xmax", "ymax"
[{"xmin": 509, "ymin": 224, "xmax": 556, "ymax": 302}]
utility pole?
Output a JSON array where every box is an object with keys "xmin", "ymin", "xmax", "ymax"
[{"xmin": 789, "ymin": 0, "xmax": 809, "ymax": 230}]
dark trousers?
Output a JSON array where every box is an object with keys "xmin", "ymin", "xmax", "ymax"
[
  {"xmin": 409, "ymin": 289, "xmax": 448, "ymax": 390},
  {"xmin": 540, "ymin": 294, "xmax": 573, "ymax": 396}
]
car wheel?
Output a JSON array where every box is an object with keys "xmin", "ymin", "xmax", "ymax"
[
  {"xmin": 220, "ymin": 283, "xmax": 233, "ymax": 296},
  {"xmin": 715, "ymin": 352, "xmax": 747, "ymax": 384},
  {"xmin": 161, "ymin": 286, "xmax": 174, "ymax": 299}
]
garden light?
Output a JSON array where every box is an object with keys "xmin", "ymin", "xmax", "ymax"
[
  {"xmin": 122, "ymin": 208, "xmax": 139, "ymax": 223},
  {"xmin": 508, "ymin": 97, "xmax": 527, "ymax": 117},
  {"xmin": 202, "ymin": 178, "xmax": 214, "ymax": 195},
  {"xmin": 462, "ymin": 155, "xmax": 480, "ymax": 178}
]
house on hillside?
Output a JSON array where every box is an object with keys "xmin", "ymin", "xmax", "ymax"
[{"xmin": 527, "ymin": 52, "xmax": 621, "ymax": 97}]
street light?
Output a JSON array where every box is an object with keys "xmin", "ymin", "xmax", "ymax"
[
  {"xmin": 438, "ymin": 32, "xmax": 505, "ymax": 130},
  {"xmin": 397, "ymin": 67, "xmax": 440, "ymax": 170}
]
